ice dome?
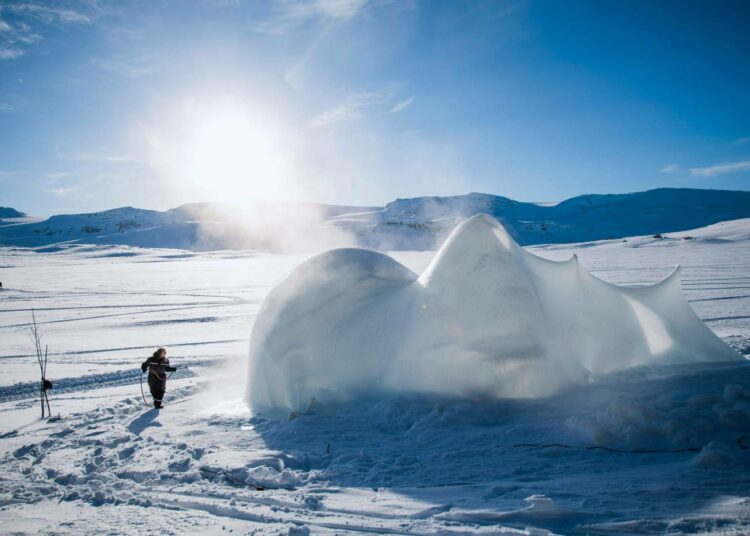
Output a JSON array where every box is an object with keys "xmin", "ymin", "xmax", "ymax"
[{"xmin": 247, "ymin": 214, "xmax": 741, "ymax": 412}]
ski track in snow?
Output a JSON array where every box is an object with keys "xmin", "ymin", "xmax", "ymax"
[{"xmin": 0, "ymin": 225, "xmax": 749, "ymax": 534}]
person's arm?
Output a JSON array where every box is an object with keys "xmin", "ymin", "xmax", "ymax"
[
  {"xmin": 141, "ymin": 358, "xmax": 152, "ymax": 372},
  {"xmin": 167, "ymin": 365, "xmax": 177, "ymax": 372}
]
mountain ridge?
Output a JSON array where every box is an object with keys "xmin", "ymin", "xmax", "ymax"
[
  {"xmin": 0, "ymin": 207, "xmax": 26, "ymax": 218},
  {"xmin": 2, "ymin": 187, "xmax": 749, "ymax": 251}
]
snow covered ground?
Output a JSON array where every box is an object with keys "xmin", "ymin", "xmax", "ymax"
[{"xmin": 0, "ymin": 219, "xmax": 749, "ymax": 534}]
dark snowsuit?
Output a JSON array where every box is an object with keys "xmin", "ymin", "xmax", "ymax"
[{"xmin": 141, "ymin": 356, "xmax": 176, "ymax": 408}]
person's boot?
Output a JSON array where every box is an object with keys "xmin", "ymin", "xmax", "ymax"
[{"xmin": 154, "ymin": 401, "xmax": 162, "ymax": 409}]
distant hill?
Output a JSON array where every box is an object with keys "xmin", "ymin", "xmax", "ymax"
[
  {"xmin": 0, "ymin": 207, "xmax": 25, "ymax": 218},
  {"xmin": 0, "ymin": 188, "xmax": 748, "ymax": 251},
  {"xmin": 0, "ymin": 201, "xmax": 380, "ymax": 252},
  {"xmin": 340, "ymin": 188, "xmax": 750, "ymax": 249}
]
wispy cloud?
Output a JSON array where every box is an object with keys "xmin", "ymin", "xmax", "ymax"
[
  {"xmin": 659, "ymin": 163, "xmax": 679, "ymax": 173},
  {"xmin": 6, "ymin": 2, "xmax": 94, "ymax": 24},
  {"xmin": 690, "ymin": 159, "xmax": 750, "ymax": 177},
  {"xmin": 45, "ymin": 187, "xmax": 74, "ymax": 196},
  {"xmin": 44, "ymin": 171, "xmax": 75, "ymax": 180},
  {"xmin": 66, "ymin": 151, "xmax": 133, "ymax": 163},
  {"xmin": 309, "ymin": 89, "xmax": 391, "ymax": 128},
  {"xmin": 310, "ymin": 0, "xmax": 369, "ymax": 18},
  {"xmin": 0, "ymin": 102, "xmax": 14, "ymax": 111},
  {"xmin": 91, "ymin": 53, "xmax": 156, "ymax": 78},
  {"xmin": 256, "ymin": 0, "xmax": 369, "ymax": 34},
  {"xmin": 0, "ymin": 47, "xmax": 23, "ymax": 59},
  {"xmin": 388, "ymin": 95, "xmax": 414, "ymax": 114},
  {"xmin": 0, "ymin": 15, "xmax": 42, "ymax": 46},
  {"xmin": 731, "ymin": 136, "xmax": 750, "ymax": 146},
  {"xmin": 0, "ymin": 1, "xmax": 102, "ymax": 60}
]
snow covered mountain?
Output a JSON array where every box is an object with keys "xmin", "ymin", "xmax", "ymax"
[
  {"xmin": 0, "ymin": 202, "xmax": 378, "ymax": 252},
  {"xmin": 343, "ymin": 188, "xmax": 750, "ymax": 249},
  {"xmin": 1, "ymin": 187, "xmax": 749, "ymax": 251},
  {"xmin": 0, "ymin": 206, "xmax": 26, "ymax": 219}
]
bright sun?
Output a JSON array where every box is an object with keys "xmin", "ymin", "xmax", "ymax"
[{"xmin": 148, "ymin": 96, "xmax": 293, "ymax": 205}]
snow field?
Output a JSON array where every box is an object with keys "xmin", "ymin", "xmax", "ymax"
[{"xmin": 0, "ymin": 219, "xmax": 749, "ymax": 534}]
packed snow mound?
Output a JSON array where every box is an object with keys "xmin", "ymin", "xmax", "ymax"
[{"xmin": 247, "ymin": 214, "xmax": 741, "ymax": 412}]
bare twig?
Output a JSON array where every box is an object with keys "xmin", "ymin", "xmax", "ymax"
[{"xmin": 29, "ymin": 310, "xmax": 52, "ymax": 419}]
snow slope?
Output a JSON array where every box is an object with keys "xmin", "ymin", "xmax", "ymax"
[
  {"xmin": 344, "ymin": 188, "xmax": 750, "ymax": 249},
  {"xmin": 248, "ymin": 215, "xmax": 740, "ymax": 413},
  {"xmin": 0, "ymin": 217, "xmax": 749, "ymax": 534},
  {"xmin": 2, "ymin": 187, "xmax": 749, "ymax": 252},
  {"xmin": 0, "ymin": 202, "xmax": 375, "ymax": 252}
]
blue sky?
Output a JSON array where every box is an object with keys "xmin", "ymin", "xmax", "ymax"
[{"xmin": 1, "ymin": 0, "xmax": 749, "ymax": 215}]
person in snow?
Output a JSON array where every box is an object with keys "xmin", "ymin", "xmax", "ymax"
[{"xmin": 141, "ymin": 348, "xmax": 176, "ymax": 409}]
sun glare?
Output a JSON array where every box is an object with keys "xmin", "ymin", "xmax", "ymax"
[{"xmin": 147, "ymin": 96, "xmax": 294, "ymax": 206}]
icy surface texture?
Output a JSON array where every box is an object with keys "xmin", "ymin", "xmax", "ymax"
[{"xmin": 248, "ymin": 215, "xmax": 740, "ymax": 411}]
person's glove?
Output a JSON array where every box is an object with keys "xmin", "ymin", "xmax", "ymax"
[
  {"xmin": 141, "ymin": 363, "xmax": 148, "ymax": 372},
  {"xmin": 168, "ymin": 366, "xmax": 177, "ymax": 372}
]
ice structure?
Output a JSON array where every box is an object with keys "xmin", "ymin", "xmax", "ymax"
[{"xmin": 247, "ymin": 214, "xmax": 740, "ymax": 412}]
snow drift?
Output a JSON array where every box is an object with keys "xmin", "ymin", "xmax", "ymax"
[{"xmin": 247, "ymin": 214, "xmax": 741, "ymax": 412}]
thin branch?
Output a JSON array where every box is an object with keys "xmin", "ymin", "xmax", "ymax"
[
  {"xmin": 29, "ymin": 310, "xmax": 52, "ymax": 420},
  {"xmin": 31, "ymin": 310, "xmax": 44, "ymax": 377}
]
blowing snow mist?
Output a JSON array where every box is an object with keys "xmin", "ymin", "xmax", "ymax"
[{"xmin": 246, "ymin": 214, "xmax": 741, "ymax": 413}]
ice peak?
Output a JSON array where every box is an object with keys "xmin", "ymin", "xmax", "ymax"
[
  {"xmin": 452, "ymin": 213, "xmax": 517, "ymax": 252},
  {"xmin": 418, "ymin": 213, "xmax": 521, "ymax": 288}
]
